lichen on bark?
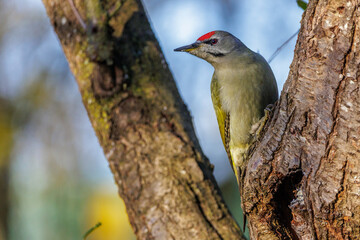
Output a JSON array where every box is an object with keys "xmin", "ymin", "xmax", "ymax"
[
  {"xmin": 243, "ymin": 0, "xmax": 360, "ymax": 239},
  {"xmin": 41, "ymin": 0, "xmax": 243, "ymax": 239},
  {"xmin": 42, "ymin": 0, "xmax": 360, "ymax": 239}
]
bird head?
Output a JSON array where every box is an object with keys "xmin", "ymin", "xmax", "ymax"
[{"xmin": 174, "ymin": 31, "xmax": 246, "ymax": 65}]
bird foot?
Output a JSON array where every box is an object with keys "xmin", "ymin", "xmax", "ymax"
[{"xmin": 250, "ymin": 104, "xmax": 274, "ymax": 140}]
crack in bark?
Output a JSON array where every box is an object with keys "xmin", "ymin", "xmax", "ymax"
[
  {"xmin": 159, "ymin": 111, "xmax": 188, "ymax": 145},
  {"xmin": 187, "ymin": 183, "xmax": 224, "ymax": 240},
  {"xmin": 331, "ymin": 157, "xmax": 348, "ymax": 235},
  {"xmin": 307, "ymin": 177, "xmax": 319, "ymax": 240}
]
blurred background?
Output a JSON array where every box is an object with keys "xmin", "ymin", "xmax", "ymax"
[{"xmin": 0, "ymin": 0, "xmax": 304, "ymax": 239}]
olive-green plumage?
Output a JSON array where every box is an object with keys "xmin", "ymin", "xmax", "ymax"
[
  {"xmin": 175, "ymin": 31, "xmax": 278, "ymax": 183},
  {"xmin": 210, "ymin": 52, "xmax": 278, "ymax": 180}
]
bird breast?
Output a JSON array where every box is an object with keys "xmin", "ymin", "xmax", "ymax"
[
  {"xmin": 215, "ymin": 65, "xmax": 265, "ymax": 144},
  {"xmin": 215, "ymin": 65, "xmax": 263, "ymax": 115}
]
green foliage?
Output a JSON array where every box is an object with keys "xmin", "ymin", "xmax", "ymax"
[{"xmin": 297, "ymin": 0, "xmax": 308, "ymax": 10}]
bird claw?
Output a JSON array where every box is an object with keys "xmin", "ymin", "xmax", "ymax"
[
  {"xmin": 264, "ymin": 103, "xmax": 274, "ymax": 112},
  {"xmin": 250, "ymin": 104, "xmax": 275, "ymax": 140}
]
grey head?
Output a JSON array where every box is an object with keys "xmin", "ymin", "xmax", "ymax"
[{"xmin": 174, "ymin": 31, "xmax": 247, "ymax": 64}]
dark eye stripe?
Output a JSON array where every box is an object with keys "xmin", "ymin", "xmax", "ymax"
[{"xmin": 204, "ymin": 39, "xmax": 218, "ymax": 45}]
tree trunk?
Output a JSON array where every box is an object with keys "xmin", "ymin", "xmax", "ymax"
[
  {"xmin": 243, "ymin": 0, "xmax": 360, "ymax": 239},
  {"xmin": 41, "ymin": 0, "xmax": 243, "ymax": 239},
  {"xmin": 41, "ymin": 0, "xmax": 360, "ymax": 239}
]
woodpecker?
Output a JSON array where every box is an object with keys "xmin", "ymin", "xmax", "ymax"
[{"xmin": 174, "ymin": 31, "xmax": 278, "ymax": 184}]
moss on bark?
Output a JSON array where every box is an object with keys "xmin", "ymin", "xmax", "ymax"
[{"xmin": 41, "ymin": 0, "xmax": 243, "ymax": 239}]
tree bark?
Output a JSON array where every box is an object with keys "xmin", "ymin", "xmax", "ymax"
[
  {"xmin": 41, "ymin": 0, "xmax": 243, "ymax": 239},
  {"xmin": 243, "ymin": 0, "xmax": 360, "ymax": 239},
  {"xmin": 42, "ymin": 0, "xmax": 360, "ymax": 239}
]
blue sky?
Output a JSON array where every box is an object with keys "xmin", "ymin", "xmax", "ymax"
[
  {"xmin": 143, "ymin": 0, "xmax": 303, "ymax": 182},
  {"xmin": 3, "ymin": 0, "xmax": 303, "ymax": 185},
  {"xmin": 0, "ymin": 1, "xmax": 304, "ymax": 238}
]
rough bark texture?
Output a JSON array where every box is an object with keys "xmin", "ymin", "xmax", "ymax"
[
  {"xmin": 41, "ymin": 0, "xmax": 243, "ymax": 239},
  {"xmin": 243, "ymin": 0, "xmax": 360, "ymax": 239},
  {"xmin": 42, "ymin": 0, "xmax": 360, "ymax": 239}
]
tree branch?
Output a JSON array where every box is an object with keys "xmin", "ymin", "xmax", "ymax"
[{"xmin": 41, "ymin": 0, "xmax": 243, "ymax": 239}]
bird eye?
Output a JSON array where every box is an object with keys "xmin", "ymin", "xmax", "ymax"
[{"xmin": 210, "ymin": 39, "xmax": 218, "ymax": 45}]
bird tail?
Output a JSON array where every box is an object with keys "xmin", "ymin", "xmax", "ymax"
[
  {"xmin": 230, "ymin": 147, "xmax": 248, "ymax": 233},
  {"xmin": 235, "ymin": 162, "xmax": 246, "ymax": 232}
]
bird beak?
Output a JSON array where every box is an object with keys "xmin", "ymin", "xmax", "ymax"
[{"xmin": 174, "ymin": 42, "xmax": 200, "ymax": 52}]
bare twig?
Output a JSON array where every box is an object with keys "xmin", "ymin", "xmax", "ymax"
[
  {"xmin": 83, "ymin": 222, "xmax": 102, "ymax": 239},
  {"xmin": 268, "ymin": 29, "xmax": 299, "ymax": 63},
  {"xmin": 67, "ymin": 0, "xmax": 86, "ymax": 29}
]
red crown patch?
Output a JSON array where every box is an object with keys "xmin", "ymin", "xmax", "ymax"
[{"xmin": 197, "ymin": 31, "xmax": 216, "ymax": 41}]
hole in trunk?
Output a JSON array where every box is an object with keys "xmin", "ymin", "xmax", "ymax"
[{"xmin": 273, "ymin": 170, "xmax": 303, "ymax": 239}]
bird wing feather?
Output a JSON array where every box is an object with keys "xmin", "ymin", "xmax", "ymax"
[{"xmin": 211, "ymin": 75, "xmax": 234, "ymax": 172}]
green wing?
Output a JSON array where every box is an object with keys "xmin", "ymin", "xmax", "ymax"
[{"xmin": 210, "ymin": 75, "xmax": 233, "ymax": 171}]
